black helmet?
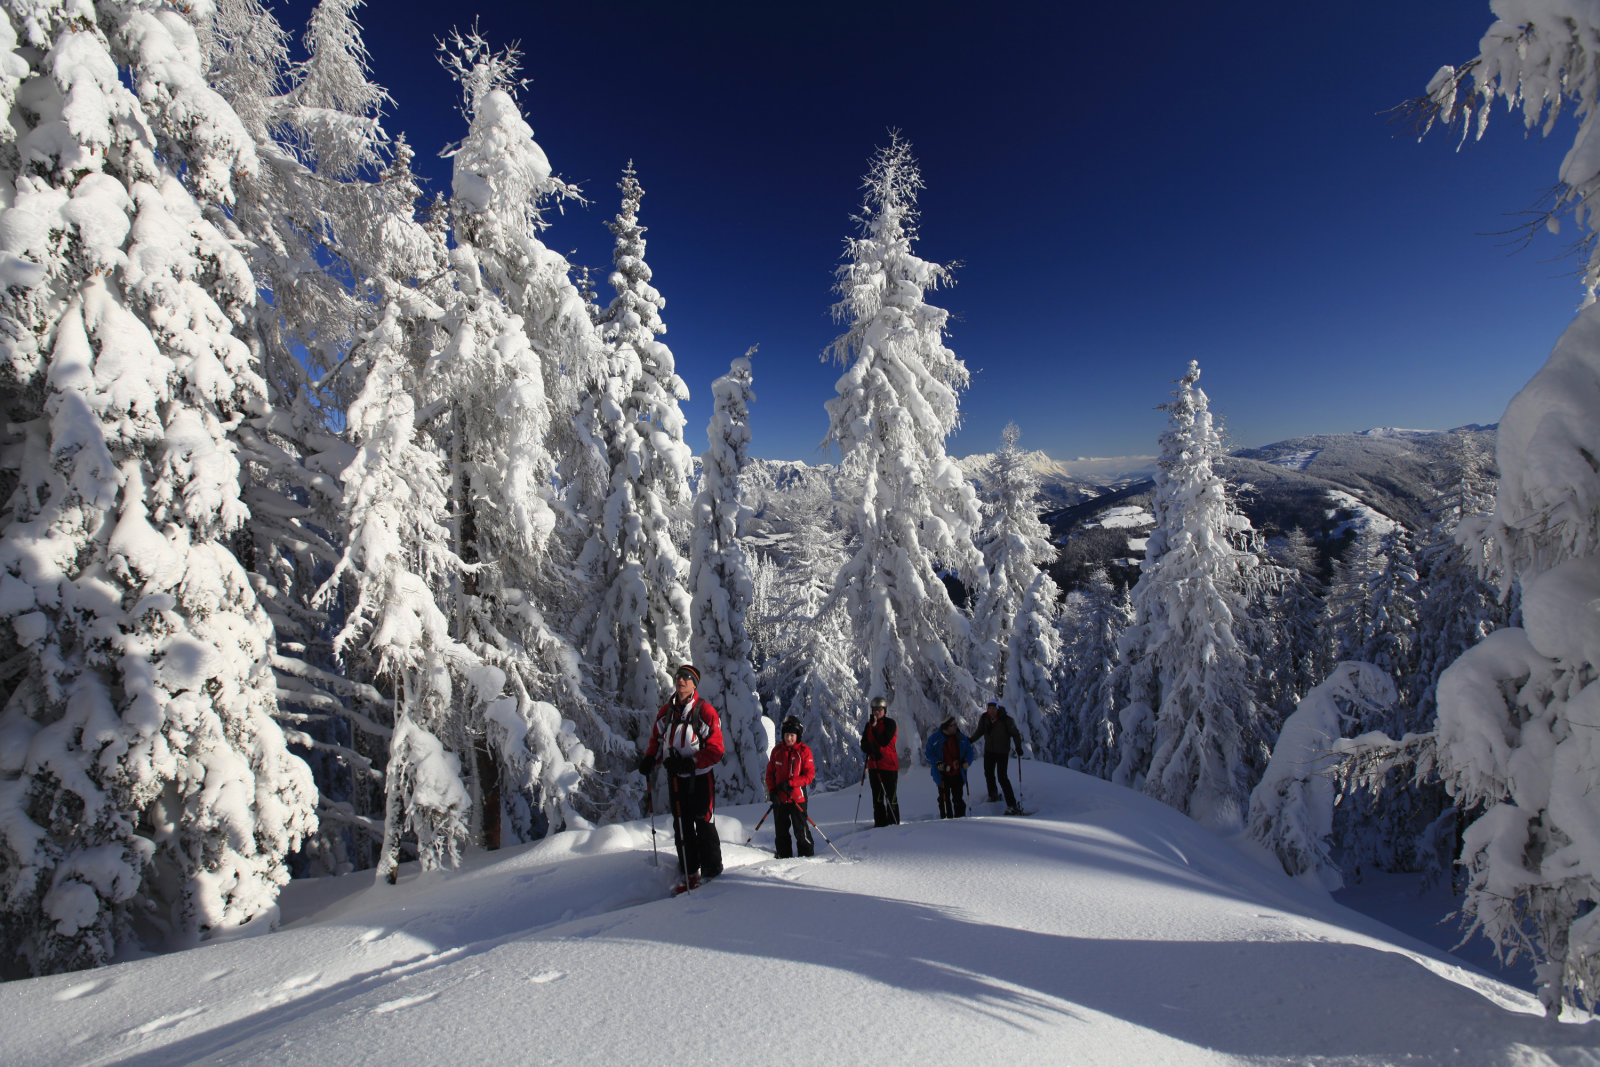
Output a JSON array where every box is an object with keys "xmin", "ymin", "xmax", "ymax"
[{"xmin": 780, "ymin": 716, "xmax": 803, "ymax": 739}]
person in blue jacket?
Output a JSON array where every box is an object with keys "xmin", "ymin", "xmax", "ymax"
[{"xmin": 924, "ymin": 717, "xmax": 975, "ymax": 818}]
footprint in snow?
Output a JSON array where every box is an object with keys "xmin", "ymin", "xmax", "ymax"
[
  {"xmin": 129, "ymin": 1006, "xmax": 205, "ymax": 1036},
  {"xmin": 372, "ymin": 991, "xmax": 439, "ymax": 1014},
  {"xmin": 528, "ymin": 970, "xmax": 564, "ymax": 984},
  {"xmin": 53, "ymin": 978, "xmax": 108, "ymax": 1001},
  {"xmin": 259, "ymin": 971, "xmax": 324, "ymax": 1004}
]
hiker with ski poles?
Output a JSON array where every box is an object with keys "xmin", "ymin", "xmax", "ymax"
[
  {"xmin": 859, "ymin": 695, "xmax": 900, "ymax": 826},
  {"xmin": 637, "ymin": 664, "xmax": 725, "ymax": 893},
  {"xmin": 969, "ymin": 701, "xmax": 1026, "ymax": 815},
  {"xmin": 764, "ymin": 716, "xmax": 816, "ymax": 858},
  {"xmin": 925, "ymin": 716, "xmax": 974, "ymax": 819}
]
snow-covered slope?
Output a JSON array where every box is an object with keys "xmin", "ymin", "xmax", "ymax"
[{"xmin": 1, "ymin": 763, "xmax": 1588, "ymax": 1065}]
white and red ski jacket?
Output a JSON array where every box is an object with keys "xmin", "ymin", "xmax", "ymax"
[{"xmin": 646, "ymin": 694, "xmax": 724, "ymax": 776}]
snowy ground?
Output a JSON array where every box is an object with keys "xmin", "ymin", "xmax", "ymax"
[{"xmin": 1, "ymin": 763, "xmax": 1594, "ymax": 1066}]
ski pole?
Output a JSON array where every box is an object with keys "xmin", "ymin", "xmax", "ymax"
[
  {"xmin": 804, "ymin": 811, "xmax": 848, "ymax": 861},
  {"xmin": 854, "ymin": 766, "xmax": 866, "ymax": 825},
  {"xmin": 744, "ymin": 803, "xmax": 774, "ymax": 846},
  {"xmin": 645, "ymin": 769, "xmax": 660, "ymax": 867}
]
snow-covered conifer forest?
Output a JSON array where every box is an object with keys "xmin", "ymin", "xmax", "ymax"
[{"xmin": 0, "ymin": 0, "xmax": 1597, "ymax": 1026}]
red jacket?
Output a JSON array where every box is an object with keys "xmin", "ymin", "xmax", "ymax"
[
  {"xmin": 764, "ymin": 740, "xmax": 815, "ymax": 804},
  {"xmin": 645, "ymin": 693, "xmax": 724, "ymax": 774},
  {"xmin": 860, "ymin": 716, "xmax": 899, "ymax": 772}
]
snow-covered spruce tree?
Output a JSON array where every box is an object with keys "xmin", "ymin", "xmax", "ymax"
[
  {"xmin": 1356, "ymin": 527, "xmax": 1423, "ymax": 720},
  {"xmin": 687, "ymin": 352, "xmax": 768, "ymax": 800},
  {"xmin": 1259, "ymin": 528, "xmax": 1328, "ymax": 720},
  {"xmin": 751, "ymin": 470, "xmax": 864, "ymax": 778},
  {"xmin": 435, "ymin": 31, "xmax": 597, "ymax": 845},
  {"xmin": 574, "ymin": 162, "xmax": 694, "ymax": 747},
  {"xmin": 971, "ymin": 423, "xmax": 1060, "ymax": 750},
  {"xmin": 1111, "ymin": 361, "xmax": 1268, "ymax": 830},
  {"xmin": 1412, "ymin": 438, "xmax": 1510, "ymax": 727},
  {"xmin": 1246, "ymin": 662, "xmax": 1399, "ymax": 891},
  {"xmin": 190, "ymin": 0, "xmax": 409, "ymax": 874},
  {"xmin": 1318, "ymin": 526, "xmax": 1383, "ymax": 668},
  {"xmin": 1417, "ymin": 1, "xmax": 1600, "ymax": 1013},
  {"xmin": 0, "ymin": 2, "xmax": 314, "ymax": 974},
  {"xmin": 823, "ymin": 134, "xmax": 985, "ymax": 744},
  {"xmin": 1055, "ymin": 567, "xmax": 1129, "ymax": 775},
  {"xmin": 320, "ymin": 293, "xmax": 478, "ymax": 883}
]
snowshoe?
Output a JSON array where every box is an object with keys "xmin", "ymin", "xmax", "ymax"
[{"xmin": 1004, "ymin": 806, "xmax": 1031, "ymax": 816}]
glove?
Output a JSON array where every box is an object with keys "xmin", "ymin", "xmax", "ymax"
[
  {"xmin": 636, "ymin": 752, "xmax": 654, "ymax": 776},
  {"xmin": 863, "ymin": 743, "xmax": 879, "ymax": 759},
  {"xmin": 664, "ymin": 753, "xmax": 695, "ymax": 776}
]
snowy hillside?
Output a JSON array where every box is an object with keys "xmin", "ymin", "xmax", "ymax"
[
  {"xmin": 1041, "ymin": 425, "xmax": 1496, "ymax": 589},
  {"xmin": 955, "ymin": 450, "xmax": 1158, "ymax": 507},
  {"xmin": 2, "ymin": 762, "xmax": 1589, "ymax": 1066}
]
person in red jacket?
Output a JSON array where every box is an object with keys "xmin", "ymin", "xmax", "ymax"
[
  {"xmin": 859, "ymin": 696, "xmax": 900, "ymax": 827},
  {"xmin": 638, "ymin": 664, "xmax": 725, "ymax": 890},
  {"xmin": 764, "ymin": 716, "xmax": 816, "ymax": 858}
]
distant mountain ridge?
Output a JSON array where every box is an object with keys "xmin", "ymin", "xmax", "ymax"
[
  {"xmin": 1043, "ymin": 424, "xmax": 1499, "ymax": 588},
  {"xmin": 741, "ymin": 425, "xmax": 1498, "ymax": 590}
]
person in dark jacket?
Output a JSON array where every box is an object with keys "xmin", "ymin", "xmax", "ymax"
[
  {"xmin": 924, "ymin": 717, "xmax": 974, "ymax": 819},
  {"xmin": 859, "ymin": 696, "xmax": 900, "ymax": 827},
  {"xmin": 969, "ymin": 701, "xmax": 1025, "ymax": 814},
  {"xmin": 638, "ymin": 664, "xmax": 725, "ymax": 891},
  {"xmin": 764, "ymin": 716, "xmax": 816, "ymax": 858}
]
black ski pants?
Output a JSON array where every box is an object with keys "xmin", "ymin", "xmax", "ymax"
[
  {"xmin": 773, "ymin": 799, "xmax": 813, "ymax": 858},
  {"xmin": 936, "ymin": 772, "xmax": 966, "ymax": 819},
  {"xmin": 669, "ymin": 770, "xmax": 723, "ymax": 878},
  {"xmin": 868, "ymin": 768, "xmax": 900, "ymax": 826},
  {"xmin": 983, "ymin": 754, "xmax": 1017, "ymax": 808}
]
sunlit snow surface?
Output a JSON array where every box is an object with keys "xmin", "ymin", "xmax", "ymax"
[
  {"xmin": 1, "ymin": 764, "xmax": 1593, "ymax": 1066},
  {"xmin": 1087, "ymin": 504, "xmax": 1154, "ymax": 530}
]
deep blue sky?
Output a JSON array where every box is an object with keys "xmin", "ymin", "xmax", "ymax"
[{"xmin": 297, "ymin": 1, "xmax": 1580, "ymax": 462}]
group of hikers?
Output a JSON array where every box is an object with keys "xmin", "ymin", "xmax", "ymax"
[{"xmin": 636, "ymin": 663, "xmax": 1027, "ymax": 893}]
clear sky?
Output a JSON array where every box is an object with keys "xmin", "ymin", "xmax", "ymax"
[{"xmin": 304, "ymin": 0, "xmax": 1583, "ymax": 462}]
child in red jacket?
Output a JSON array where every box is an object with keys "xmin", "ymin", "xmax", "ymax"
[{"xmin": 764, "ymin": 716, "xmax": 816, "ymax": 858}]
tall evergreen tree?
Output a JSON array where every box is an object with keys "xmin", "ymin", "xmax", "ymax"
[
  {"xmin": 198, "ymin": 0, "xmax": 410, "ymax": 874},
  {"xmin": 1357, "ymin": 528, "xmax": 1422, "ymax": 723},
  {"xmin": 433, "ymin": 30, "xmax": 597, "ymax": 852},
  {"xmin": 971, "ymin": 423, "xmax": 1060, "ymax": 750},
  {"xmin": 1319, "ymin": 527, "xmax": 1384, "ymax": 668},
  {"xmin": 1259, "ymin": 528, "xmax": 1328, "ymax": 720},
  {"xmin": 1421, "ymin": 2, "xmax": 1600, "ymax": 1013},
  {"xmin": 1412, "ymin": 438, "xmax": 1509, "ymax": 727},
  {"xmin": 688, "ymin": 353, "xmax": 768, "ymax": 800},
  {"xmin": 752, "ymin": 473, "xmax": 863, "ymax": 777},
  {"xmin": 1055, "ymin": 567, "xmax": 1130, "ymax": 775},
  {"xmin": 0, "ymin": 1, "xmax": 314, "ymax": 974},
  {"xmin": 574, "ymin": 164, "xmax": 694, "ymax": 747},
  {"xmin": 823, "ymin": 134, "xmax": 985, "ymax": 743},
  {"xmin": 1112, "ymin": 362, "xmax": 1267, "ymax": 830}
]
